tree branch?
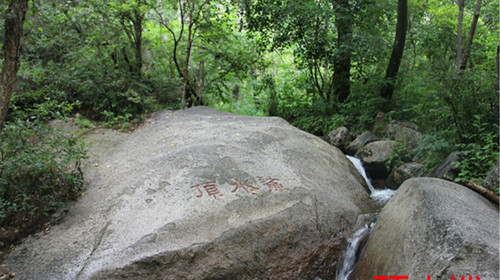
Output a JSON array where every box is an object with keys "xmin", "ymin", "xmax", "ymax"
[{"xmin": 460, "ymin": 180, "xmax": 499, "ymax": 205}]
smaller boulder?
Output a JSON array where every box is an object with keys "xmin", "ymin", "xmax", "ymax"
[
  {"xmin": 356, "ymin": 140, "xmax": 396, "ymax": 180},
  {"xmin": 483, "ymin": 161, "xmax": 499, "ymax": 191},
  {"xmin": 427, "ymin": 151, "xmax": 463, "ymax": 181},
  {"xmin": 386, "ymin": 162, "xmax": 424, "ymax": 189},
  {"xmin": 328, "ymin": 127, "xmax": 351, "ymax": 151},
  {"xmin": 383, "ymin": 122, "xmax": 421, "ymax": 148},
  {"xmin": 346, "ymin": 131, "xmax": 379, "ymax": 156}
]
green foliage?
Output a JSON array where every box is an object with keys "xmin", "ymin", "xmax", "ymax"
[
  {"xmin": 0, "ymin": 121, "xmax": 87, "ymax": 225},
  {"xmin": 291, "ymin": 111, "xmax": 344, "ymax": 137},
  {"xmin": 455, "ymin": 116, "xmax": 499, "ymax": 192},
  {"xmin": 386, "ymin": 140, "xmax": 414, "ymax": 171},
  {"xmin": 9, "ymin": 62, "xmax": 79, "ymax": 123},
  {"xmin": 1, "ymin": 0, "xmax": 498, "ymax": 217},
  {"xmin": 413, "ymin": 132, "xmax": 455, "ymax": 173}
]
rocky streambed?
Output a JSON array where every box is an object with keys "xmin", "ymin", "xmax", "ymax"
[{"xmin": 2, "ymin": 107, "xmax": 498, "ymax": 279}]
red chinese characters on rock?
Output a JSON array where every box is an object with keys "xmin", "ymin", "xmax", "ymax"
[
  {"xmin": 258, "ymin": 176, "xmax": 290, "ymax": 192},
  {"xmin": 231, "ymin": 180, "xmax": 260, "ymax": 194},
  {"xmin": 190, "ymin": 177, "xmax": 290, "ymax": 199},
  {"xmin": 191, "ymin": 181, "xmax": 223, "ymax": 199}
]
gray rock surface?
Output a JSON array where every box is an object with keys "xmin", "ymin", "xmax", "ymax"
[
  {"xmin": 328, "ymin": 126, "xmax": 351, "ymax": 151},
  {"xmin": 483, "ymin": 161, "xmax": 499, "ymax": 191},
  {"xmin": 428, "ymin": 151, "xmax": 464, "ymax": 181},
  {"xmin": 383, "ymin": 122, "xmax": 421, "ymax": 148},
  {"xmin": 4, "ymin": 107, "xmax": 372, "ymax": 280},
  {"xmin": 386, "ymin": 162, "xmax": 424, "ymax": 189},
  {"xmin": 354, "ymin": 178, "xmax": 499, "ymax": 279},
  {"xmin": 355, "ymin": 140, "xmax": 396, "ymax": 180},
  {"xmin": 346, "ymin": 131, "xmax": 379, "ymax": 156},
  {"xmin": 370, "ymin": 112, "xmax": 387, "ymax": 135}
]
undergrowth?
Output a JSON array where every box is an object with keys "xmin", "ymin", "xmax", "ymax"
[{"xmin": 0, "ymin": 120, "xmax": 87, "ymax": 248}]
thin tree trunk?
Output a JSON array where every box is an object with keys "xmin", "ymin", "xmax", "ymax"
[
  {"xmin": 182, "ymin": 20, "xmax": 194, "ymax": 106},
  {"xmin": 196, "ymin": 59, "xmax": 205, "ymax": 104},
  {"xmin": 380, "ymin": 0, "xmax": 408, "ymax": 100},
  {"xmin": 333, "ymin": 0, "xmax": 352, "ymax": 103},
  {"xmin": 456, "ymin": 0, "xmax": 465, "ymax": 69},
  {"xmin": 459, "ymin": 0, "xmax": 482, "ymax": 71},
  {"xmin": 0, "ymin": 0, "xmax": 29, "ymax": 133},
  {"xmin": 133, "ymin": 9, "xmax": 143, "ymax": 76},
  {"xmin": 496, "ymin": 44, "xmax": 499, "ymax": 94}
]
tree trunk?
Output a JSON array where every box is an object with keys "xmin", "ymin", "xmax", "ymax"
[
  {"xmin": 182, "ymin": 22, "xmax": 194, "ymax": 106},
  {"xmin": 496, "ymin": 44, "xmax": 499, "ymax": 94},
  {"xmin": 196, "ymin": 60, "xmax": 205, "ymax": 104},
  {"xmin": 459, "ymin": 0, "xmax": 482, "ymax": 71},
  {"xmin": 380, "ymin": 0, "xmax": 408, "ymax": 101},
  {"xmin": 0, "ymin": 0, "xmax": 29, "ymax": 133},
  {"xmin": 133, "ymin": 9, "xmax": 143, "ymax": 77},
  {"xmin": 333, "ymin": 0, "xmax": 352, "ymax": 103},
  {"xmin": 120, "ymin": 6, "xmax": 144, "ymax": 78},
  {"xmin": 456, "ymin": 0, "xmax": 465, "ymax": 69}
]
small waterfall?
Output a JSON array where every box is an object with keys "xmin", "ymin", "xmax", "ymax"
[
  {"xmin": 335, "ymin": 223, "xmax": 374, "ymax": 280},
  {"xmin": 332, "ymin": 156, "xmax": 396, "ymax": 279},
  {"xmin": 346, "ymin": 155, "xmax": 395, "ymax": 204},
  {"xmin": 315, "ymin": 156, "xmax": 396, "ymax": 280}
]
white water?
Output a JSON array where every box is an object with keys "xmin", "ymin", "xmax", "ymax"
[
  {"xmin": 346, "ymin": 155, "xmax": 395, "ymax": 204},
  {"xmin": 317, "ymin": 156, "xmax": 396, "ymax": 280},
  {"xmin": 331, "ymin": 156, "xmax": 396, "ymax": 279},
  {"xmin": 335, "ymin": 223, "xmax": 374, "ymax": 280}
]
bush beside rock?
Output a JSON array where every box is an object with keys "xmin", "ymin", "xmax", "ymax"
[{"xmin": 427, "ymin": 151, "xmax": 464, "ymax": 181}]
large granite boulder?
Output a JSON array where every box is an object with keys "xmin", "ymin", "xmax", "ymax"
[
  {"xmin": 355, "ymin": 140, "xmax": 396, "ymax": 180},
  {"xmin": 354, "ymin": 178, "xmax": 499, "ymax": 279},
  {"xmin": 3, "ymin": 107, "xmax": 371, "ymax": 280}
]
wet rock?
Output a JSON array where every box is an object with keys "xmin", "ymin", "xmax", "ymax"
[
  {"xmin": 4, "ymin": 107, "xmax": 371, "ymax": 280},
  {"xmin": 346, "ymin": 131, "xmax": 379, "ymax": 156},
  {"xmin": 354, "ymin": 178, "xmax": 499, "ymax": 279},
  {"xmin": 355, "ymin": 140, "xmax": 396, "ymax": 180}
]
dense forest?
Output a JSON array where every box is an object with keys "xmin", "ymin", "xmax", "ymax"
[{"xmin": 0, "ymin": 0, "xmax": 498, "ymax": 246}]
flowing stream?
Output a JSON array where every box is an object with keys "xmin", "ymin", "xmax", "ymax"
[
  {"xmin": 333, "ymin": 156, "xmax": 396, "ymax": 280},
  {"xmin": 346, "ymin": 155, "xmax": 395, "ymax": 204}
]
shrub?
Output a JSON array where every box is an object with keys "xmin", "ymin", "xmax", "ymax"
[
  {"xmin": 454, "ymin": 116, "xmax": 499, "ymax": 193},
  {"xmin": 386, "ymin": 140, "xmax": 414, "ymax": 171},
  {"xmin": 0, "ymin": 120, "xmax": 87, "ymax": 245},
  {"xmin": 413, "ymin": 132, "xmax": 455, "ymax": 173}
]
